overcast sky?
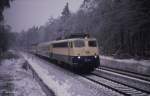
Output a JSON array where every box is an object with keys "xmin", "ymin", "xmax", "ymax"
[{"xmin": 4, "ymin": 0, "xmax": 83, "ymax": 32}]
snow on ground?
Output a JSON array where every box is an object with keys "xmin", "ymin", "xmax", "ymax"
[
  {"xmin": 0, "ymin": 54, "xmax": 46, "ymax": 96},
  {"xmin": 100, "ymin": 55, "xmax": 150, "ymax": 76},
  {"xmin": 21, "ymin": 52, "xmax": 121, "ymax": 96},
  {"xmin": 100, "ymin": 56, "xmax": 150, "ymax": 67}
]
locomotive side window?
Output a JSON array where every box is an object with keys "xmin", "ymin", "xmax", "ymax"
[
  {"xmin": 74, "ymin": 40, "xmax": 85, "ymax": 47},
  {"xmin": 88, "ymin": 40, "xmax": 97, "ymax": 47},
  {"xmin": 53, "ymin": 42, "xmax": 68, "ymax": 48}
]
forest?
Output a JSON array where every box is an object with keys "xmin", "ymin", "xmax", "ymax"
[
  {"xmin": 0, "ymin": 0, "xmax": 14, "ymax": 57},
  {"xmin": 1, "ymin": 0, "xmax": 150, "ymax": 59}
]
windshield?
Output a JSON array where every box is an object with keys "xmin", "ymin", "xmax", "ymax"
[
  {"xmin": 88, "ymin": 40, "xmax": 97, "ymax": 47},
  {"xmin": 74, "ymin": 40, "xmax": 85, "ymax": 47}
]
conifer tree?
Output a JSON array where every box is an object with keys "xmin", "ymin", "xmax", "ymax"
[
  {"xmin": 61, "ymin": 2, "xmax": 71, "ymax": 20},
  {"xmin": 0, "ymin": 0, "xmax": 12, "ymax": 55}
]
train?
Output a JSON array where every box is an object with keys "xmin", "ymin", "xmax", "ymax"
[{"xmin": 32, "ymin": 33, "xmax": 100, "ymax": 72}]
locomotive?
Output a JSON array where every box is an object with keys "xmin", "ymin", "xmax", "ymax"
[{"xmin": 33, "ymin": 33, "xmax": 100, "ymax": 72}]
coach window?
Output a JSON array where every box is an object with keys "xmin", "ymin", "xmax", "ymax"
[
  {"xmin": 88, "ymin": 40, "xmax": 97, "ymax": 47},
  {"xmin": 74, "ymin": 40, "xmax": 85, "ymax": 47}
]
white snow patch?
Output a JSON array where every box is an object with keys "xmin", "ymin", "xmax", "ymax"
[
  {"xmin": 1, "ymin": 59, "xmax": 16, "ymax": 66},
  {"xmin": 22, "ymin": 53, "xmax": 72, "ymax": 96},
  {"xmin": 0, "ymin": 56, "xmax": 46, "ymax": 96},
  {"xmin": 100, "ymin": 55, "xmax": 150, "ymax": 67},
  {"xmin": 14, "ymin": 77, "xmax": 46, "ymax": 96}
]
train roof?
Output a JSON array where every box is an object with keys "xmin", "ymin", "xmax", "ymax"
[
  {"xmin": 37, "ymin": 37, "xmax": 97, "ymax": 46},
  {"xmin": 64, "ymin": 33, "xmax": 90, "ymax": 39},
  {"xmin": 51, "ymin": 38, "xmax": 97, "ymax": 43}
]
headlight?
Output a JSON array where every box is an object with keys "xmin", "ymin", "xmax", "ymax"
[
  {"xmin": 78, "ymin": 56, "xmax": 81, "ymax": 59},
  {"xmin": 94, "ymin": 56, "xmax": 97, "ymax": 58}
]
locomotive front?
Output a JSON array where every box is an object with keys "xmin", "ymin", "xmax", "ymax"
[{"xmin": 70, "ymin": 38, "xmax": 100, "ymax": 70}]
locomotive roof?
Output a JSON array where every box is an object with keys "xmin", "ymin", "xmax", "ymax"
[
  {"xmin": 38, "ymin": 38, "xmax": 97, "ymax": 46},
  {"xmin": 51, "ymin": 38, "xmax": 96, "ymax": 43}
]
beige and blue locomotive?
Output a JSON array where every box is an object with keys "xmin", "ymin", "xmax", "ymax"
[{"xmin": 35, "ymin": 34, "xmax": 100, "ymax": 71}]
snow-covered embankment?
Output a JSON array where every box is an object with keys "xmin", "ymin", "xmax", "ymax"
[
  {"xmin": 20, "ymin": 53, "xmax": 55, "ymax": 96},
  {"xmin": 21, "ymin": 52, "xmax": 72, "ymax": 96},
  {"xmin": 100, "ymin": 56, "xmax": 150, "ymax": 76},
  {"xmin": 0, "ymin": 51, "xmax": 47, "ymax": 96}
]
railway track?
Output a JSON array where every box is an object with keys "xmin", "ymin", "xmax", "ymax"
[
  {"xmin": 96, "ymin": 66, "xmax": 150, "ymax": 93},
  {"xmin": 82, "ymin": 73, "xmax": 150, "ymax": 96},
  {"xmin": 99, "ymin": 66, "xmax": 150, "ymax": 82}
]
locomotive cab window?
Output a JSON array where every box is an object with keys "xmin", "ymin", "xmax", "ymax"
[
  {"xmin": 74, "ymin": 40, "xmax": 85, "ymax": 47},
  {"xmin": 88, "ymin": 40, "xmax": 97, "ymax": 47}
]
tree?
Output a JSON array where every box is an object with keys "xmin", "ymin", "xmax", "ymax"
[
  {"xmin": 61, "ymin": 2, "xmax": 71, "ymax": 20},
  {"xmin": 0, "ymin": 0, "xmax": 12, "ymax": 56},
  {"xmin": 0, "ymin": 0, "xmax": 11, "ymax": 21}
]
